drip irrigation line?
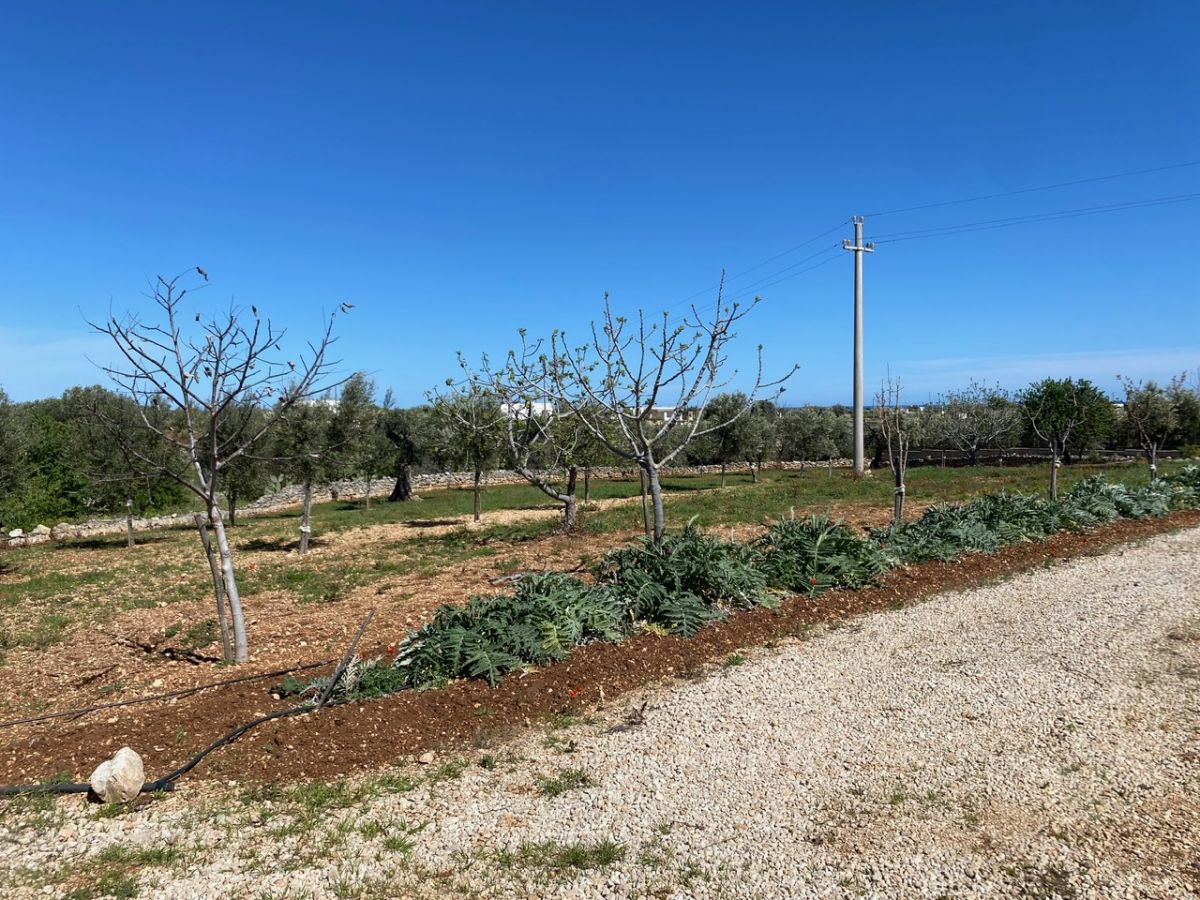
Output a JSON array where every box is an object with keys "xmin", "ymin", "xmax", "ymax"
[
  {"xmin": 0, "ymin": 609, "xmax": 377, "ymax": 798},
  {"xmin": 0, "ymin": 659, "xmax": 336, "ymax": 731}
]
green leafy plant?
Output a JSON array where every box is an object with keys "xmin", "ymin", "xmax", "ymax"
[
  {"xmin": 599, "ymin": 520, "xmax": 774, "ymax": 635},
  {"xmin": 755, "ymin": 515, "xmax": 887, "ymax": 592}
]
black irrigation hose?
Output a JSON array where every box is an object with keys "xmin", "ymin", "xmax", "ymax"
[
  {"xmin": 0, "ymin": 610, "xmax": 377, "ymax": 798},
  {"xmin": 0, "ymin": 659, "xmax": 336, "ymax": 731}
]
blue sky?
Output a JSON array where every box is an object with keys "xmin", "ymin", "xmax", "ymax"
[{"xmin": 1, "ymin": 2, "xmax": 1197, "ymax": 405}]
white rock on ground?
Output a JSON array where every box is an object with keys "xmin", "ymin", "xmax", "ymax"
[
  {"xmin": 87, "ymin": 747, "xmax": 145, "ymax": 804},
  {"xmin": 2, "ymin": 527, "xmax": 1199, "ymax": 898}
]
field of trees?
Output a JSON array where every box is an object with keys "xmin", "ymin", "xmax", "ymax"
[{"xmin": 1, "ymin": 277, "xmax": 1198, "ymax": 801}]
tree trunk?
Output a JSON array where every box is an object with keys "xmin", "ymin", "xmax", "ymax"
[
  {"xmin": 125, "ymin": 500, "xmax": 135, "ymax": 548},
  {"xmin": 1050, "ymin": 444, "xmax": 1060, "ymax": 501},
  {"xmin": 473, "ymin": 469, "xmax": 482, "ymax": 522},
  {"xmin": 648, "ymin": 465, "xmax": 666, "ymax": 543},
  {"xmin": 365, "ymin": 474, "xmax": 372, "ymax": 509},
  {"xmin": 227, "ymin": 489, "xmax": 238, "ymax": 527},
  {"xmin": 194, "ymin": 513, "xmax": 233, "ymax": 662},
  {"xmin": 1148, "ymin": 443, "xmax": 1159, "ymax": 482},
  {"xmin": 299, "ymin": 481, "xmax": 313, "ymax": 555},
  {"xmin": 750, "ymin": 462, "xmax": 759, "ymax": 483},
  {"xmin": 639, "ymin": 468, "xmax": 651, "ymax": 538},
  {"xmin": 563, "ymin": 465, "xmax": 579, "ymax": 530},
  {"xmin": 720, "ymin": 462, "xmax": 727, "ymax": 488},
  {"xmin": 583, "ymin": 465, "xmax": 591, "ymax": 503},
  {"xmin": 389, "ymin": 464, "xmax": 413, "ymax": 502},
  {"xmin": 893, "ymin": 480, "xmax": 906, "ymax": 524},
  {"xmin": 208, "ymin": 503, "xmax": 248, "ymax": 662},
  {"xmin": 967, "ymin": 446, "xmax": 978, "ymax": 467}
]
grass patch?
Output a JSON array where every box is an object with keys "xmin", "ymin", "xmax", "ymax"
[
  {"xmin": 536, "ymin": 767, "xmax": 593, "ymax": 797},
  {"xmin": 499, "ymin": 838, "xmax": 626, "ymax": 872}
]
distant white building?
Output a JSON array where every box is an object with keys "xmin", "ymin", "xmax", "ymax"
[{"xmin": 501, "ymin": 400, "xmax": 555, "ymax": 419}]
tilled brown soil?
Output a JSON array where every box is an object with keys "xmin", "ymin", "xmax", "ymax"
[{"xmin": 1, "ymin": 509, "xmax": 1197, "ymax": 788}]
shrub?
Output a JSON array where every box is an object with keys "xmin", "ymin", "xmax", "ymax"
[
  {"xmin": 755, "ymin": 515, "xmax": 888, "ymax": 593},
  {"xmin": 395, "ymin": 573, "xmax": 625, "ymax": 687},
  {"xmin": 599, "ymin": 521, "xmax": 773, "ymax": 635}
]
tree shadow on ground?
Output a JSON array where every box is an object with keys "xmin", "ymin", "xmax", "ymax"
[{"xmin": 60, "ymin": 535, "xmax": 175, "ymax": 551}]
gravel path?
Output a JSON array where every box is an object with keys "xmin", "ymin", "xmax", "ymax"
[{"xmin": 3, "ymin": 528, "xmax": 1199, "ymax": 898}]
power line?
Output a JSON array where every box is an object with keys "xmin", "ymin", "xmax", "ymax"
[
  {"xmin": 723, "ymin": 251, "xmax": 841, "ymax": 304},
  {"xmin": 865, "ymin": 160, "xmax": 1200, "ymax": 218},
  {"xmin": 871, "ymin": 191, "xmax": 1200, "ymax": 245},
  {"xmin": 664, "ymin": 218, "xmax": 849, "ymax": 312}
]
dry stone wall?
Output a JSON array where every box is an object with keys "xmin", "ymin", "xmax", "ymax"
[{"xmin": 1, "ymin": 460, "xmax": 851, "ymax": 548}]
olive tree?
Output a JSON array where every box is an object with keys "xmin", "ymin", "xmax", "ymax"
[
  {"xmin": 1020, "ymin": 377, "xmax": 1111, "ymax": 500},
  {"xmin": 271, "ymin": 396, "xmax": 334, "ymax": 555},
  {"xmin": 91, "ymin": 269, "xmax": 342, "ymax": 662},
  {"xmin": 382, "ymin": 403, "xmax": 429, "ymax": 502},
  {"xmin": 541, "ymin": 287, "xmax": 794, "ymax": 542},
  {"xmin": 696, "ymin": 392, "xmax": 756, "ymax": 487},
  {"xmin": 430, "ymin": 379, "xmax": 504, "ymax": 522},
  {"xmin": 325, "ymin": 372, "xmax": 379, "ymax": 500},
  {"xmin": 0, "ymin": 387, "xmax": 26, "ymax": 510},
  {"xmin": 743, "ymin": 400, "xmax": 780, "ymax": 482},
  {"xmin": 778, "ymin": 407, "xmax": 845, "ymax": 464}
]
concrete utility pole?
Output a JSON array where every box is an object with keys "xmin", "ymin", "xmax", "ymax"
[{"xmin": 843, "ymin": 216, "xmax": 874, "ymax": 476}]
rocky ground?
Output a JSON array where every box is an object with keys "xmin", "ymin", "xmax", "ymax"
[{"xmin": 2, "ymin": 527, "xmax": 1198, "ymax": 898}]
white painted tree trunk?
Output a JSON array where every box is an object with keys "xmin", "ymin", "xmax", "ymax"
[
  {"xmin": 208, "ymin": 503, "xmax": 248, "ymax": 663},
  {"xmin": 299, "ymin": 481, "xmax": 313, "ymax": 555},
  {"xmin": 194, "ymin": 513, "xmax": 233, "ymax": 661},
  {"xmin": 648, "ymin": 465, "xmax": 666, "ymax": 543}
]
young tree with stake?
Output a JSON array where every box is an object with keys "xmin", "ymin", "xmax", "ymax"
[
  {"xmin": 876, "ymin": 374, "xmax": 916, "ymax": 524},
  {"xmin": 91, "ymin": 269, "xmax": 343, "ymax": 662}
]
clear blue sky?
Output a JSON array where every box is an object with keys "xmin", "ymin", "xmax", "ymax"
[{"xmin": 1, "ymin": 2, "xmax": 1197, "ymax": 405}]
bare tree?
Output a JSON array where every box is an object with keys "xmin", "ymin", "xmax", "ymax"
[
  {"xmin": 1119, "ymin": 376, "xmax": 1179, "ymax": 481},
  {"xmin": 459, "ymin": 343, "xmax": 608, "ymax": 531},
  {"xmin": 91, "ymin": 270, "xmax": 343, "ymax": 662},
  {"xmin": 929, "ymin": 380, "xmax": 1020, "ymax": 465},
  {"xmin": 540, "ymin": 285, "xmax": 794, "ymax": 542},
  {"xmin": 876, "ymin": 374, "xmax": 914, "ymax": 524}
]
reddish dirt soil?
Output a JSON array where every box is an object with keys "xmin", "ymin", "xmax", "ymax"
[{"xmin": 1, "ymin": 510, "xmax": 1197, "ymax": 788}]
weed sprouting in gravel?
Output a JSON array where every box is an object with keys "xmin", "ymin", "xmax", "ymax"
[{"xmin": 536, "ymin": 767, "xmax": 593, "ymax": 797}]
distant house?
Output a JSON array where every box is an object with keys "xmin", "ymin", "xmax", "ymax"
[
  {"xmin": 641, "ymin": 405, "xmax": 697, "ymax": 424},
  {"xmin": 500, "ymin": 400, "xmax": 555, "ymax": 420}
]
